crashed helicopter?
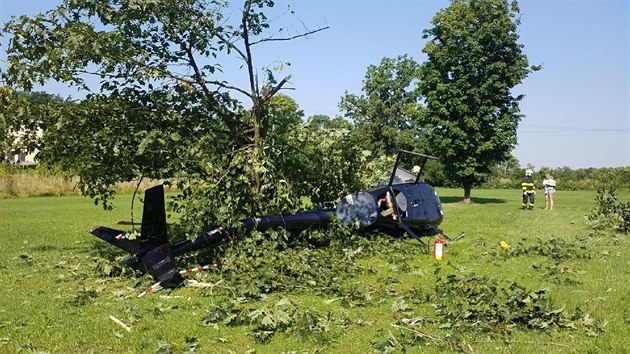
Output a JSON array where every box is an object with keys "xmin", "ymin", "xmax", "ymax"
[{"xmin": 91, "ymin": 149, "xmax": 461, "ymax": 288}]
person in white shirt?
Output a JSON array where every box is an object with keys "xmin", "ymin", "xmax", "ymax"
[{"xmin": 542, "ymin": 174, "xmax": 556, "ymax": 210}]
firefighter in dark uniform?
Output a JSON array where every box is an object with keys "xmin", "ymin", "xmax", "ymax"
[{"xmin": 521, "ymin": 169, "xmax": 536, "ymax": 210}]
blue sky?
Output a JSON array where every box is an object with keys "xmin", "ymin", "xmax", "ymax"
[{"xmin": 1, "ymin": 0, "xmax": 628, "ymax": 169}]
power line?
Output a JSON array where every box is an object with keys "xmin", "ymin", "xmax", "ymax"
[{"xmin": 518, "ymin": 125, "xmax": 628, "ymax": 135}]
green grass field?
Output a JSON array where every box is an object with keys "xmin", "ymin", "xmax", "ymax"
[{"xmin": 1, "ymin": 188, "xmax": 629, "ymax": 353}]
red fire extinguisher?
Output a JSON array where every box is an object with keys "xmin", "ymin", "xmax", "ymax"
[{"xmin": 434, "ymin": 235, "xmax": 445, "ymax": 260}]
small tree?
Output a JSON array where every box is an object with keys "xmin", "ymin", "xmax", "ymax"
[
  {"xmin": 2, "ymin": 0, "xmax": 327, "ymax": 225},
  {"xmin": 418, "ymin": 0, "xmax": 539, "ymax": 202}
]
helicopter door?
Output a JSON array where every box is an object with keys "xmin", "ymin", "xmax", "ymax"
[{"xmin": 377, "ymin": 190, "xmax": 408, "ymax": 219}]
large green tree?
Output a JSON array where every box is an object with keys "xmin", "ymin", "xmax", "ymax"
[
  {"xmin": 340, "ymin": 55, "xmax": 426, "ymax": 155},
  {"xmin": 418, "ymin": 0, "xmax": 538, "ymax": 201},
  {"xmin": 1, "ymin": 0, "xmax": 327, "ymax": 226}
]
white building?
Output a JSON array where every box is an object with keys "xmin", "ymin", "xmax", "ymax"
[{"xmin": 3, "ymin": 128, "xmax": 40, "ymax": 166}]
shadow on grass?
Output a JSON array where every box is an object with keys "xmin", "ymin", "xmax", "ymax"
[
  {"xmin": 89, "ymin": 240, "xmax": 127, "ymax": 260},
  {"xmin": 440, "ymin": 196, "xmax": 508, "ymax": 204},
  {"xmin": 31, "ymin": 243, "xmax": 91, "ymax": 253}
]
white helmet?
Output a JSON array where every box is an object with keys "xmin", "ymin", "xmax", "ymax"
[{"xmin": 525, "ymin": 169, "xmax": 533, "ymax": 176}]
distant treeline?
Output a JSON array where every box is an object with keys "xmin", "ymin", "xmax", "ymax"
[
  {"xmin": 421, "ymin": 161, "xmax": 629, "ymax": 191},
  {"xmin": 1, "ymin": 161, "xmax": 628, "ymax": 198}
]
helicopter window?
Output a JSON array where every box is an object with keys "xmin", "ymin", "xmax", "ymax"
[
  {"xmin": 334, "ymin": 192, "xmax": 379, "ymax": 229},
  {"xmin": 395, "ymin": 192, "xmax": 408, "ymax": 212}
]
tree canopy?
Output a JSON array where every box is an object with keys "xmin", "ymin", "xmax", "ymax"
[
  {"xmin": 341, "ymin": 55, "xmax": 426, "ymax": 155},
  {"xmin": 418, "ymin": 0, "xmax": 538, "ymax": 201}
]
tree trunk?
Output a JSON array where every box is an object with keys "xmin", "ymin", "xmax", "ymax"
[
  {"xmin": 251, "ymin": 107, "xmax": 262, "ymax": 195},
  {"xmin": 463, "ymin": 183, "xmax": 472, "ymax": 203}
]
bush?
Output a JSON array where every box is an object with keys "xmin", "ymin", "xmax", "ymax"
[{"xmin": 586, "ymin": 187, "xmax": 630, "ymax": 234}]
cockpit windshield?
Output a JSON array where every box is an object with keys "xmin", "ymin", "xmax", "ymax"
[
  {"xmin": 371, "ymin": 150, "xmax": 438, "ymax": 187},
  {"xmin": 388, "ymin": 150, "xmax": 438, "ymax": 186}
]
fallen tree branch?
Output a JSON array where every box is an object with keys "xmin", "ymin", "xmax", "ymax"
[{"xmin": 109, "ymin": 315, "xmax": 131, "ymax": 332}]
